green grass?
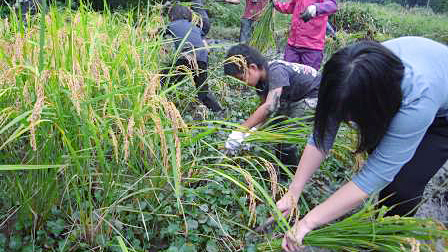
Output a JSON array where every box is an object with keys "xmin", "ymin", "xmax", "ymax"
[{"xmin": 332, "ymin": 2, "xmax": 448, "ymax": 43}]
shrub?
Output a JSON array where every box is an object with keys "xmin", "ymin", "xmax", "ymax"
[{"xmin": 332, "ymin": 2, "xmax": 383, "ymax": 33}]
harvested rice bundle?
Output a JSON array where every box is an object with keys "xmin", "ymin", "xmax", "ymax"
[
  {"xmin": 249, "ymin": 2, "xmax": 276, "ymax": 53},
  {"xmin": 257, "ymin": 203, "xmax": 448, "ymax": 251}
]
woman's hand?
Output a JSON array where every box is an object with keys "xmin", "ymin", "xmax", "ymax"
[
  {"xmin": 282, "ymin": 219, "xmax": 313, "ymax": 252},
  {"xmin": 255, "ymin": 191, "xmax": 299, "ymax": 232},
  {"xmin": 276, "ymin": 191, "xmax": 299, "ymax": 216}
]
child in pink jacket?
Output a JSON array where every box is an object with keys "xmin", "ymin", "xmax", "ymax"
[{"xmin": 274, "ymin": 0, "xmax": 337, "ymax": 70}]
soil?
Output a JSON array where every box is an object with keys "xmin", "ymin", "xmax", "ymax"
[
  {"xmin": 416, "ymin": 162, "xmax": 448, "ymax": 225},
  {"xmin": 415, "ymin": 161, "xmax": 448, "ymax": 252}
]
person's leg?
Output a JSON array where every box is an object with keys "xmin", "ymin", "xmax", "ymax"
[
  {"xmin": 194, "ymin": 61, "xmax": 222, "ymax": 112},
  {"xmin": 160, "ymin": 58, "xmax": 189, "ymax": 87},
  {"xmin": 300, "ymin": 49, "xmax": 324, "ymax": 71},
  {"xmin": 379, "ymin": 117, "xmax": 448, "ymax": 216},
  {"xmin": 200, "ymin": 15, "xmax": 210, "ymax": 37},
  {"xmin": 274, "ymin": 100, "xmax": 308, "ymax": 168},
  {"xmin": 283, "ymin": 44, "xmax": 302, "ymax": 63},
  {"xmin": 239, "ymin": 18, "xmax": 253, "ymax": 44}
]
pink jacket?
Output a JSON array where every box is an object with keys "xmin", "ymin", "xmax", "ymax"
[{"xmin": 274, "ymin": 0, "xmax": 337, "ymax": 50}]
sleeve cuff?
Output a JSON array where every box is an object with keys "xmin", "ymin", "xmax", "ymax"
[
  {"xmin": 313, "ymin": 3, "xmax": 322, "ymax": 15},
  {"xmin": 307, "ymin": 134, "xmax": 316, "ymax": 147}
]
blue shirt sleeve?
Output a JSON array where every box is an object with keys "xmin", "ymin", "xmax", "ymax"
[{"xmin": 352, "ymin": 95, "xmax": 439, "ymax": 194}]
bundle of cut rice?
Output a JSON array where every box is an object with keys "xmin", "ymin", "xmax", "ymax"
[
  {"xmin": 257, "ymin": 204, "xmax": 448, "ymax": 251},
  {"xmin": 249, "ymin": 2, "xmax": 276, "ymax": 53}
]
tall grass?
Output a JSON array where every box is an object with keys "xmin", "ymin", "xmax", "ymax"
[
  {"xmin": 332, "ymin": 2, "xmax": 448, "ymax": 43},
  {"xmin": 0, "ymin": 2, "xmax": 310, "ymax": 250},
  {"xmin": 0, "ymin": 2, "xmax": 196, "ymax": 248}
]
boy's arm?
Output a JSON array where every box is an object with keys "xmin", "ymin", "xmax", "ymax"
[
  {"xmin": 314, "ymin": 0, "xmax": 338, "ymax": 16},
  {"xmin": 241, "ymin": 87, "xmax": 282, "ymax": 129},
  {"xmin": 273, "ymin": 0, "xmax": 295, "ymax": 14}
]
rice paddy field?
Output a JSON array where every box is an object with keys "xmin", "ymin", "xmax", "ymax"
[{"xmin": 0, "ymin": 1, "xmax": 447, "ymax": 251}]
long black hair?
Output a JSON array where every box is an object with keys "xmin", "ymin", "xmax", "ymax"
[
  {"xmin": 314, "ymin": 40, "xmax": 405, "ymax": 153},
  {"xmin": 224, "ymin": 44, "xmax": 269, "ymax": 97}
]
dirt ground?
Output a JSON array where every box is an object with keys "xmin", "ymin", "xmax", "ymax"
[
  {"xmin": 415, "ymin": 161, "xmax": 448, "ymax": 252},
  {"xmin": 416, "ymin": 162, "xmax": 448, "ymax": 225}
]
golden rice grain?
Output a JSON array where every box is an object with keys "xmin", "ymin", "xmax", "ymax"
[
  {"xmin": 244, "ymin": 171, "xmax": 257, "ymax": 227},
  {"xmin": 124, "ymin": 116, "xmax": 135, "ymax": 161},
  {"xmin": 143, "ymin": 74, "xmax": 160, "ymax": 102},
  {"xmin": 264, "ymin": 160, "xmax": 278, "ymax": 198},
  {"xmin": 29, "ymin": 77, "xmax": 45, "ymax": 151},
  {"xmin": 152, "ymin": 113, "xmax": 168, "ymax": 169},
  {"xmin": 109, "ymin": 129, "xmax": 119, "ymax": 163}
]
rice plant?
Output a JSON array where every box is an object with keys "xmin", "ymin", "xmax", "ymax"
[
  {"xmin": 257, "ymin": 201, "xmax": 448, "ymax": 251},
  {"xmin": 249, "ymin": 2, "xmax": 276, "ymax": 53}
]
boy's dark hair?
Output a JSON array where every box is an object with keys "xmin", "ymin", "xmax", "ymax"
[
  {"xmin": 224, "ymin": 44, "xmax": 268, "ymax": 77},
  {"xmin": 168, "ymin": 4, "xmax": 192, "ymax": 22},
  {"xmin": 314, "ymin": 40, "xmax": 404, "ymax": 153}
]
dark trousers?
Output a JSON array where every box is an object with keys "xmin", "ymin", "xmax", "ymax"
[
  {"xmin": 379, "ymin": 117, "xmax": 448, "ymax": 216},
  {"xmin": 161, "ymin": 58, "xmax": 222, "ymax": 112},
  {"xmin": 272, "ymin": 99, "xmax": 311, "ymax": 168},
  {"xmin": 239, "ymin": 18, "xmax": 254, "ymax": 44}
]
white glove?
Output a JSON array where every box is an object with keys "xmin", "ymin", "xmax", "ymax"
[
  {"xmin": 225, "ymin": 127, "xmax": 257, "ymax": 151},
  {"xmin": 225, "ymin": 131, "xmax": 249, "ymax": 151},
  {"xmin": 300, "ymin": 5, "xmax": 317, "ymax": 22}
]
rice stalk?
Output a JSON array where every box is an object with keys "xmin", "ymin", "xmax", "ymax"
[
  {"xmin": 263, "ymin": 159, "xmax": 278, "ymax": 199},
  {"xmin": 143, "ymin": 73, "xmax": 160, "ymax": 104},
  {"xmin": 243, "ymin": 171, "xmax": 257, "ymax": 227},
  {"xmin": 90, "ymin": 52, "xmax": 101, "ymax": 88},
  {"xmin": 224, "ymin": 55, "xmax": 247, "ymax": 76},
  {"xmin": 257, "ymin": 203, "xmax": 448, "ymax": 251},
  {"xmin": 123, "ymin": 116, "xmax": 135, "ymax": 161},
  {"xmin": 28, "ymin": 71, "xmax": 49, "ymax": 151},
  {"xmin": 161, "ymin": 100, "xmax": 183, "ymax": 179},
  {"xmin": 13, "ymin": 35, "xmax": 25, "ymax": 66},
  {"xmin": 151, "ymin": 112, "xmax": 168, "ymax": 169},
  {"xmin": 1, "ymin": 68, "xmax": 18, "ymax": 88},
  {"xmin": 249, "ymin": 2, "xmax": 275, "ymax": 53},
  {"xmin": 109, "ymin": 129, "xmax": 119, "ymax": 163},
  {"xmin": 38, "ymin": 0, "xmax": 47, "ymax": 72}
]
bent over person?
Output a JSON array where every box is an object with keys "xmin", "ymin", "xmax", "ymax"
[
  {"xmin": 275, "ymin": 37, "xmax": 448, "ymax": 251},
  {"xmin": 223, "ymin": 44, "xmax": 320, "ymax": 167},
  {"xmin": 161, "ymin": 5, "xmax": 223, "ymax": 112}
]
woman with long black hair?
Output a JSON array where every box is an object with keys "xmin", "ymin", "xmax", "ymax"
[{"xmin": 276, "ymin": 36, "xmax": 448, "ymax": 251}]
